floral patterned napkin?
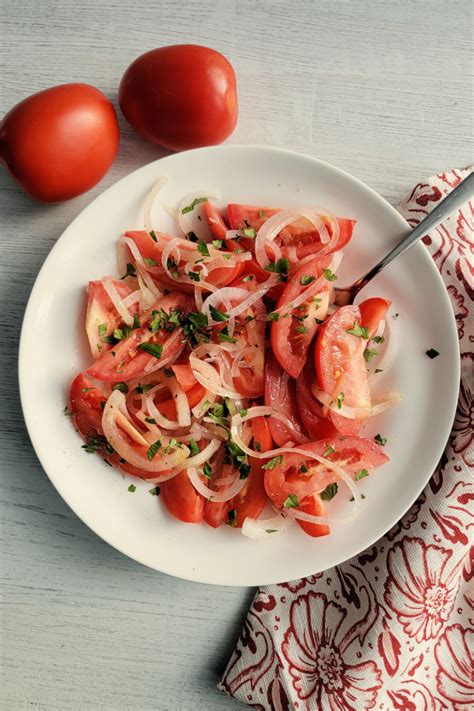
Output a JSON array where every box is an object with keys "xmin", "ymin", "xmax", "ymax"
[{"xmin": 219, "ymin": 168, "xmax": 473, "ymax": 710}]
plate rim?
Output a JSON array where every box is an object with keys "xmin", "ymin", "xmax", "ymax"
[{"xmin": 19, "ymin": 145, "xmax": 460, "ymax": 586}]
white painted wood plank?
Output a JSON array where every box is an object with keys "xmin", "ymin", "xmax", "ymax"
[{"xmin": 1, "ymin": 0, "xmax": 472, "ymax": 708}]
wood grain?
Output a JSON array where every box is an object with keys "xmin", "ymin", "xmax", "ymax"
[{"xmin": 1, "ymin": 0, "xmax": 472, "ymax": 708}]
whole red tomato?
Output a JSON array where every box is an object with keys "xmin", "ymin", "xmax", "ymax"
[
  {"xmin": 119, "ymin": 45, "xmax": 238, "ymax": 151},
  {"xmin": 0, "ymin": 83, "xmax": 119, "ymax": 202}
]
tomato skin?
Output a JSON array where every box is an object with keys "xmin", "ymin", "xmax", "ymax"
[
  {"xmin": 119, "ymin": 45, "xmax": 238, "ymax": 151},
  {"xmin": 295, "ymin": 495, "xmax": 330, "ymax": 538},
  {"xmin": 359, "ymin": 297, "xmax": 391, "ymax": 339},
  {"xmin": 251, "ymin": 416, "xmax": 273, "ymax": 453},
  {"xmin": 295, "ymin": 360, "xmax": 339, "ymax": 440},
  {"xmin": 0, "ymin": 84, "xmax": 119, "ymax": 202},
  {"xmin": 156, "ymin": 382, "xmax": 205, "ymax": 421},
  {"xmin": 202, "ymin": 201, "xmax": 230, "ymax": 240},
  {"xmin": 161, "ymin": 470, "xmax": 205, "ymax": 523},
  {"xmin": 203, "ymin": 463, "xmax": 268, "ymax": 529},
  {"xmin": 264, "ymin": 352, "xmax": 308, "ymax": 446},
  {"xmin": 86, "ymin": 279, "xmax": 135, "ymax": 359},
  {"xmin": 271, "ymin": 254, "xmax": 331, "ymax": 378}
]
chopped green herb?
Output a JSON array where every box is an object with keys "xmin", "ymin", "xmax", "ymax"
[
  {"xmin": 149, "ymin": 230, "xmax": 157, "ymax": 242},
  {"xmin": 81, "ymin": 387, "xmax": 94, "ymax": 393},
  {"xmin": 323, "ymin": 268, "xmax": 337, "ymax": 282},
  {"xmin": 258, "ymin": 210, "xmax": 266, "ymax": 218},
  {"xmin": 138, "ymin": 342, "xmax": 163, "ymax": 359},
  {"xmin": 296, "ymin": 325, "xmax": 308, "ymax": 334},
  {"xmin": 355, "ymin": 469, "xmax": 369, "ymax": 481},
  {"xmin": 98, "ymin": 323, "xmax": 107, "ymax": 337},
  {"xmin": 101, "ymin": 335, "xmax": 116, "ymax": 345},
  {"xmin": 300, "ymin": 275, "xmax": 315, "ymax": 286},
  {"xmin": 336, "ymin": 392, "xmax": 345, "ymax": 409},
  {"xmin": 112, "ymin": 382, "xmax": 129, "ymax": 394},
  {"xmin": 262, "ymin": 455, "xmax": 283, "ymax": 470},
  {"xmin": 375, "ymin": 434, "xmax": 387, "ymax": 446},
  {"xmin": 146, "ymin": 440, "xmax": 162, "ymax": 461},
  {"xmin": 373, "ymin": 335, "xmax": 385, "ymax": 344},
  {"xmin": 197, "ymin": 240, "xmax": 210, "ymax": 256},
  {"xmin": 188, "ymin": 439, "xmax": 200, "ymax": 456},
  {"xmin": 163, "ymin": 366, "xmax": 174, "ymax": 377},
  {"xmin": 81, "ymin": 435, "xmax": 114, "ymax": 455},
  {"xmin": 135, "ymin": 383, "xmax": 154, "ymax": 394},
  {"xmin": 268, "ymin": 311, "xmax": 279, "ymax": 321},
  {"xmin": 227, "ymin": 509, "xmax": 237, "ymax": 527},
  {"xmin": 114, "ymin": 326, "xmax": 131, "ymax": 341},
  {"xmin": 149, "ymin": 486, "xmax": 160, "ymax": 496},
  {"xmin": 239, "ymin": 409, "xmax": 248, "ymax": 418},
  {"xmin": 265, "ymin": 257, "xmax": 290, "ymax": 281},
  {"xmin": 321, "ymin": 482, "xmax": 338, "ymax": 501},
  {"xmin": 265, "ymin": 529, "xmax": 277, "ymax": 533},
  {"xmin": 283, "ymin": 494, "xmax": 300, "ymax": 508},
  {"xmin": 188, "ymin": 270, "xmax": 201, "ymax": 282},
  {"xmin": 143, "ymin": 257, "xmax": 158, "ymax": 267},
  {"xmin": 212, "ymin": 239, "xmax": 223, "ymax": 249},
  {"xmin": 121, "ymin": 263, "xmax": 136, "ymax": 279},
  {"xmin": 347, "ymin": 323, "xmax": 369, "ymax": 339},
  {"xmin": 209, "ymin": 305, "xmax": 229, "ymax": 322},
  {"xmin": 426, "ymin": 348, "xmax": 440, "ymax": 359},
  {"xmin": 243, "ymin": 227, "xmax": 256, "ymax": 238},
  {"xmin": 162, "ymin": 438, "xmax": 181, "ymax": 455},
  {"xmin": 364, "ymin": 348, "xmax": 379, "ymax": 363},
  {"xmin": 226, "ymin": 438, "xmax": 251, "ymax": 479},
  {"xmin": 254, "ymin": 442, "xmax": 262, "ymax": 452},
  {"xmin": 323, "ymin": 445, "xmax": 335, "ymax": 457},
  {"xmin": 186, "ymin": 231, "xmax": 198, "ymax": 242},
  {"xmin": 202, "ymin": 462, "xmax": 213, "ymax": 479},
  {"xmin": 132, "ymin": 313, "xmax": 140, "ymax": 329},
  {"xmin": 375, "ymin": 368, "xmax": 383, "ymax": 374},
  {"xmin": 300, "ymin": 464, "xmax": 308, "ymax": 473},
  {"xmin": 144, "ymin": 417, "xmax": 157, "ymax": 425},
  {"xmin": 315, "ymin": 317, "xmax": 325, "ymax": 325},
  {"xmin": 128, "ymin": 484, "xmax": 136, "ymax": 493},
  {"xmin": 242, "ymin": 275, "xmax": 254, "ymax": 282},
  {"xmin": 350, "ymin": 493, "xmax": 366, "ymax": 501},
  {"xmin": 63, "ymin": 406, "xmax": 73, "ymax": 417},
  {"xmin": 181, "ymin": 197, "xmax": 208, "ymax": 214},
  {"xmin": 218, "ymin": 326, "xmax": 237, "ymax": 343}
]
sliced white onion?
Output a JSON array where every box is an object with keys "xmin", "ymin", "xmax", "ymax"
[
  {"xmin": 173, "ymin": 438, "xmax": 221, "ymax": 470},
  {"xmin": 242, "ymin": 513, "xmax": 293, "ymax": 540},
  {"xmin": 312, "ymin": 388, "xmax": 401, "ymax": 419},
  {"xmin": 101, "ymin": 276, "xmax": 134, "ymax": 327},
  {"xmin": 143, "ymin": 330, "xmax": 183, "ymax": 375},
  {"xmin": 177, "ymin": 192, "xmax": 217, "ymax": 242},
  {"xmin": 367, "ymin": 313, "xmax": 400, "ymax": 378},
  {"xmin": 187, "ymin": 466, "xmax": 246, "ymax": 502},
  {"xmin": 201, "ymin": 285, "xmax": 271, "ymax": 323},
  {"xmin": 143, "ymin": 176, "xmax": 168, "ymax": 233},
  {"xmin": 192, "ymin": 388, "xmax": 217, "ymax": 417},
  {"xmin": 123, "ymin": 290, "xmax": 141, "ymax": 309},
  {"xmin": 102, "ymin": 390, "xmax": 189, "ymax": 472}
]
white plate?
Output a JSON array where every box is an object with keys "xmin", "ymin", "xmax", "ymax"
[{"xmin": 19, "ymin": 146, "xmax": 459, "ymax": 586}]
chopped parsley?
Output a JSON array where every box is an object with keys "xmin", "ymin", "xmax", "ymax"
[
  {"xmin": 121, "ymin": 263, "xmax": 136, "ymax": 279},
  {"xmin": 268, "ymin": 311, "xmax": 279, "ymax": 321},
  {"xmin": 181, "ymin": 197, "xmax": 208, "ymax": 214},
  {"xmin": 373, "ymin": 335, "xmax": 385, "ymax": 344},
  {"xmin": 197, "ymin": 240, "xmax": 210, "ymax": 256},
  {"xmin": 283, "ymin": 494, "xmax": 300, "ymax": 508},
  {"xmin": 265, "ymin": 529, "xmax": 277, "ymax": 534},
  {"xmin": 135, "ymin": 383, "xmax": 154, "ymax": 394},
  {"xmin": 212, "ymin": 239, "xmax": 223, "ymax": 249},
  {"xmin": 226, "ymin": 438, "xmax": 251, "ymax": 479},
  {"xmin": 112, "ymin": 382, "xmax": 129, "ymax": 394},
  {"xmin": 243, "ymin": 227, "xmax": 256, "ymax": 238},
  {"xmin": 336, "ymin": 392, "xmax": 345, "ymax": 409},
  {"xmin": 63, "ymin": 406, "xmax": 73, "ymax": 417},
  {"xmin": 149, "ymin": 230, "xmax": 157, "ymax": 242},
  {"xmin": 254, "ymin": 442, "xmax": 262, "ymax": 452},
  {"xmin": 132, "ymin": 313, "xmax": 141, "ymax": 329},
  {"xmin": 188, "ymin": 270, "xmax": 201, "ymax": 282},
  {"xmin": 364, "ymin": 348, "xmax": 379, "ymax": 363},
  {"xmin": 209, "ymin": 305, "xmax": 229, "ymax": 322},
  {"xmin": 239, "ymin": 409, "xmax": 248, "ymax": 418},
  {"xmin": 347, "ymin": 323, "xmax": 369, "ymax": 339},
  {"xmin": 426, "ymin": 348, "xmax": 440, "ymax": 359},
  {"xmin": 323, "ymin": 445, "xmax": 335, "ymax": 457},
  {"xmin": 322, "ymin": 268, "xmax": 337, "ymax": 282},
  {"xmin": 258, "ymin": 210, "xmax": 266, "ymax": 218},
  {"xmin": 300, "ymin": 275, "xmax": 315, "ymax": 286},
  {"xmin": 98, "ymin": 323, "xmax": 107, "ymax": 337},
  {"xmin": 146, "ymin": 440, "xmax": 162, "ymax": 461},
  {"xmin": 144, "ymin": 417, "xmax": 157, "ymax": 425},
  {"xmin": 186, "ymin": 231, "xmax": 198, "ymax": 242},
  {"xmin": 81, "ymin": 435, "xmax": 114, "ymax": 456},
  {"xmin": 217, "ymin": 326, "xmax": 237, "ymax": 344},
  {"xmin": 114, "ymin": 326, "xmax": 131, "ymax": 341},
  {"xmin": 188, "ymin": 439, "xmax": 200, "ymax": 456},
  {"xmin": 374, "ymin": 434, "xmax": 387, "ymax": 446},
  {"xmin": 149, "ymin": 487, "xmax": 160, "ymax": 496},
  {"xmin": 163, "ymin": 366, "xmax": 174, "ymax": 377},
  {"xmin": 227, "ymin": 509, "xmax": 237, "ymax": 527},
  {"xmin": 202, "ymin": 462, "xmax": 213, "ymax": 479},
  {"xmin": 128, "ymin": 484, "xmax": 136, "ymax": 493},
  {"xmin": 262, "ymin": 455, "xmax": 283, "ymax": 470},
  {"xmin": 138, "ymin": 342, "xmax": 163, "ymax": 359},
  {"xmin": 320, "ymin": 482, "xmax": 338, "ymax": 501},
  {"xmin": 295, "ymin": 325, "xmax": 308, "ymax": 334},
  {"xmin": 242, "ymin": 275, "xmax": 254, "ymax": 282},
  {"xmin": 375, "ymin": 368, "xmax": 383, "ymax": 374},
  {"xmin": 355, "ymin": 469, "xmax": 369, "ymax": 481},
  {"xmin": 143, "ymin": 257, "xmax": 158, "ymax": 267},
  {"xmin": 265, "ymin": 257, "xmax": 290, "ymax": 281},
  {"xmin": 300, "ymin": 464, "xmax": 308, "ymax": 473}
]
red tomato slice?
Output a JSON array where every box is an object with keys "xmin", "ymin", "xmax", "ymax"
[
  {"xmin": 87, "ymin": 293, "xmax": 192, "ymax": 383},
  {"xmin": 359, "ymin": 297, "xmax": 391, "ymax": 339},
  {"xmin": 171, "ymin": 364, "xmax": 197, "ymax": 392},
  {"xmin": 68, "ymin": 373, "xmax": 157, "ymax": 480},
  {"xmin": 271, "ymin": 254, "xmax": 332, "ymax": 378},
  {"xmin": 295, "ymin": 360, "xmax": 339, "ymax": 440},
  {"xmin": 251, "ymin": 416, "xmax": 273, "ymax": 453},
  {"xmin": 315, "ymin": 305, "xmax": 371, "ymax": 435},
  {"xmin": 86, "ymin": 279, "xmax": 136, "ymax": 358},
  {"xmin": 160, "ymin": 469, "xmax": 205, "ymax": 523},
  {"xmin": 203, "ymin": 462, "xmax": 268, "ymax": 529},
  {"xmin": 202, "ymin": 201, "xmax": 229, "ymax": 240},
  {"xmin": 124, "ymin": 229, "xmax": 242, "ymax": 290},
  {"xmin": 263, "ymin": 435, "xmax": 389, "ymax": 508},
  {"xmin": 264, "ymin": 352, "xmax": 308, "ymax": 446},
  {"xmin": 156, "ymin": 382, "xmax": 205, "ymax": 421},
  {"xmin": 295, "ymin": 495, "xmax": 330, "ymax": 538},
  {"xmin": 227, "ymin": 204, "xmax": 355, "ymax": 259}
]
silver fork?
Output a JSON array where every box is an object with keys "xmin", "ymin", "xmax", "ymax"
[{"xmin": 334, "ymin": 171, "xmax": 474, "ymax": 306}]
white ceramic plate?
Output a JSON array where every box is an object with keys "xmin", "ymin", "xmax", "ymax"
[{"xmin": 19, "ymin": 146, "xmax": 459, "ymax": 586}]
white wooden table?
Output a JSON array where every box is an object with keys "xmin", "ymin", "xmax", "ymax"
[{"xmin": 1, "ymin": 1, "xmax": 472, "ymax": 708}]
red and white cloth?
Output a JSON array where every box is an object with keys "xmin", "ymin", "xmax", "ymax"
[{"xmin": 219, "ymin": 168, "xmax": 473, "ymax": 710}]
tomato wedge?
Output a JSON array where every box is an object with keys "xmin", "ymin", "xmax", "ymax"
[
  {"xmin": 227, "ymin": 204, "xmax": 355, "ymax": 259},
  {"xmin": 359, "ymin": 297, "xmax": 391, "ymax": 339},
  {"xmin": 85, "ymin": 279, "xmax": 137, "ymax": 359},
  {"xmin": 295, "ymin": 359, "xmax": 338, "ymax": 440},
  {"xmin": 251, "ymin": 416, "xmax": 273, "ymax": 453},
  {"xmin": 264, "ymin": 352, "xmax": 308, "ymax": 446},
  {"xmin": 271, "ymin": 254, "xmax": 332, "ymax": 378},
  {"xmin": 160, "ymin": 469, "xmax": 205, "ymax": 523},
  {"xmin": 315, "ymin": 305, "xmax": 371, "ymax": 435},
  {"xmin": 87, "ymin": 293, "xmax": 192, "ymax": 383},
  {"xmin": 296, "ymin": 495, "xmax": 330, "ymax": 538},
  {"xmin": 202, "ymin": 201, "xmax": 229, "ymax": 240},
  {"xmin": 155, "ymin": 382, "xmax": 205, "ymax": 421}
]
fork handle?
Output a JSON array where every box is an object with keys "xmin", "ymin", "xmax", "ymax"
[{"xmin": 352, "ymin": 171, "xmax": 474, "ymax": 295}]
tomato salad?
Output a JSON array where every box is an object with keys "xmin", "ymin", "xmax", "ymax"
[{"xmin": 68, "ymin": 183, "xmax": 400, "ymax": 539}]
